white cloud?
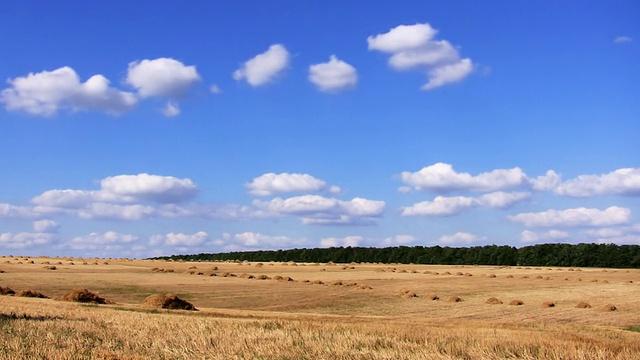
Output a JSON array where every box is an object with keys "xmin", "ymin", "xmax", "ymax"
[
  {"xmin": 0, "ymin": 232, "xmax": 55, "ymax": 249},
  {"xmin": 400, "ymin": 163, "xmax": 528, "ymax": 193},
  {"xmin": 1, "ymin": 66, "xmax": 137, "ymax": 116},
  {"xmin": 233, "ymin": 44, "xmax": 290, "ymax": 86},
  {"xmin": 246, "ymin": 173, "xmax": 329, "ymax": 196},
  {"xmin": 231, "ymin": 232, "xmax": 306, "ymax": 248},
  {"xmin": 614, "ymin": 36, "xmax": 633, "ymax": 44},
  {"xmin": 210, "ymin": 84, "xmax": 222, "ymax": 94},
  {"xmin": 583, "ymin": 224, "xmax": 640, "ymax": 244},
  {"xmin": 32, "ymin": 219, "xmax": 59, "ymax": 233},
  {"xmin": 320, "ymin": 235, "xmax": 363, "ymax": 248},
  {"xmin": 253, "ymin": 195, "xmax": 385, "ymax": 225},
  {"xmin": 67, "ymin": 231, "xmax": 138, "ymax": 250},
  {"xmin": 402, "ymin": 191, "xmax": 529, "ymax": 217},
  {"xmin": 125, "ymin": 58, "xmax": 200, "ymax": 98},
  {"xmin": 438, "ymin": 232, "xmax": 485, "ymax": 245},
  {"xmin": 530, "ymin": 170, "xmax": 561, "ymax": 191},
  {"xmin": 308, "ymin": 55, "xmax": 358, "ymax": 92},
  {"xmin": 478, "ymin": 191, "xmax": 530, "ymax": 209},
  {"xmin": 402, "ymin": 196, "xmax": 477, "ymax": 217},
  {"xmin": 368, "ymin": 23, "xmax": 474, "ymax": 90},
  {"xmin": 150, "ymin": 231, "xmax": 208, "ymax": 247},
  {"xmin": 555, "ymin": 168, "xmax": 640, "ymax": 197},
  {"xmin": 508, "ymin": 206, "xmax": 630, "ymax": 228},
  {"xmin": 162, "ymin": 101, "xmax": 180, "ymax": 117},
  {"xmin": 383, "ymin": 235, "xmax": 416, "ymax": 246},
  {"xmin": 0, "ymin": 203, "xmax": 36, "ymax": 219},
  {"xmin": 100, "ymin": 173, "xmax": 198, "ymax": 203},
  {"xmin": 520, "ymin": 230, "xmax": 569, "ymax": 243},
  {"xmin": 77, "ymin": 203, "xmax": 156, "ymax": 221}
]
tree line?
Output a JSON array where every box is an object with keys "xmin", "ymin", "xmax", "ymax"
[{"xmin": 152, "ymin": 243, "xmax": 640, "ymax": 268}]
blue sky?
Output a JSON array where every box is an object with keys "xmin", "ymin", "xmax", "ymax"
[{"xmin": 1, "ymin": 1, "xmax": 639, "ymax": 258}]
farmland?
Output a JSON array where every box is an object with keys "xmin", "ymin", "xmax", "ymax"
[{"xmin": 1, "ymin": 256, "xmax": 639, "ymax": 359}]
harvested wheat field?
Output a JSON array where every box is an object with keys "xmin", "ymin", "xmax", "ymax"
[{"xmin": 1, "ymin": 257, "xmax": 639, "ymax": 359}]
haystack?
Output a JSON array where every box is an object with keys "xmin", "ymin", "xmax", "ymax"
[
  {"xmin": 256, "ymin": 275, "xmax": 270, "ymax": 280},
  {"xmin": 427, "ymin": 294, "xmax": 439, "ymax": 301},
  {"xmin": 396, "ymin": 289, "xmax": 417, "ymax": 299},
  {"xmin": 509, "ymin": 300, "xmax": 524, "ymax": 306},
  {"xmin": 448, "ymin": 296, "xmax": 463, "ymax": 302},
  {"xmin": 61, "ymin": 288, "xmax": 109, "ymax": 304},
  {"xmin": 17, "ymin": 290, "xmax": 49, "ymax": 299},
  {"xmin": 541, "ymin": 301, "xmax": 555, "ymax": 308},
  {"xmin": 601, "ymin": 304, "xmax": 617, "ymax": 311},
  {"xmin": 485, "ymin": 297, "xmax": 503, "ymax": 305},
  {"xmin": 0, "ymin": 286, "xmax": 15, "ymax": 295},
  {"xmin": 143, "ymin": 294, "xmax": 197, "ymax": 311},
  {"xmin": 43, "ymin": 265, "xmax": 57, "ymax": 270},
  {"xmin": 576, "ymin": 301, "xmax": 591, "ymax": 309},
  {"xmin": 488, "ymin": 274, "xmax": 497, "ymax": 278}
]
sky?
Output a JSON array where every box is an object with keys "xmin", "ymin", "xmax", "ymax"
[{"xmin": 1, "ymin": 1, "xmax": 639, "ymax": 258}]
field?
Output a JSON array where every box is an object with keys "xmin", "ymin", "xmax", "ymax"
[{"xmin": 1, "ymin": 256, "xmax": 639, "ymax": 359}]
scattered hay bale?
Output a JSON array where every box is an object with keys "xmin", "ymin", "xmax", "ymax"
[
  {"xmin": 188, "ymin": 266, "xmax": 197, "ymax": 270},
  {"xmin": 568, "ymin": 268, "xmax": 574, "ymax": 271},
  {"xmin": 16, "ymin": 290, "xmax": 48, "ymax": 299},
  {"xmin": 625, "ymin": 280, "xmax": 633, "ymax": 284},
  {"xmin": 358, "ymin": 284, "xmax": 372, "ymax": 290},
  {"xmin": 488, "ymin": 274, "xmax": 497, "ymax": 278},
  {"xmin": 601, "ymin": 304, "xmax": 617, "ymax": 312},
  {"xmin": 255, "ymin": 263, "xmax": 263, "ymax": 268},
  {"xmin": 423, "ymin": 271, "xmax": 432, "ymax": 274},
  {"xmin": 399, "ymin": 269, "xmax": 407, "ymax": 273},
  {"xmin": 61, "ymin": 289, "xmax": 110, "ymax": 304},
  {"xmin": 273, "ymin": 275, "xmax": 284, "ymax": 281},
  {"xmin": 427, "ymin": 294, "xmax": 439, "ymax": 301},
  {"xmin": 211, "ymin": 266, "xmax": 219, "ymax": 271},
  {"xmin": 0, "ymin": 286, "xmax": 15, "ymax": 295},
  {"xmin": 485, "ymin": 297, "xmax": 503, "ymax": 305},
  {"xmin": 601, "ymin": 280, "xmax": 609, "ymax": 284},
  {"xmin": 396, "ymin": 289, "xmax": 417, "ymax": 299},
  {"xmin": 411, "ymin": 270, "xmax": 418, "ymax": 274},
  {"xmin": 345, "ymin": 282, "xmax": 358, "ymax": 287},
  {"xmin": 535, "ymin": 275, "xmax": 544, "ymax": 279},
  {"xmin": 448, "ymin": 296, "xmax": 463, "ymax": 303},
  {"xmin": 544, "ymin": 276, "xmax": 551, "ymax": 280},
  {"xmin": 443, "ymin": 271, "xmax": 451, "ymax": 275},
  {"xmin": 456, "ymin": 272, "xmax": 464, "ymax": 276},
  {"xmin": 541, "ymin": 301, "xmax": 555, "ymax": 308},
  {"xmin": 143, "ymin": 294, "xmax": 197, "ymax": 311},
  {"xmin": 196, "ymin": 272, "xmax": 204, "ymax": 276},
  {"xmin": 375, "ymin": 268, "xmax": 385, "ymax": 272},
  {"xmin": 43, "ymin": 265, "xmax": 57, "ymax": 270},
  {"xmin": 256, "ymin": 274, "xmax": 270, "ymax": 280},
  {"xmin": 505, "ymin": 275, "xmax": 514, "ymax": 278},
  {"xmin": 239, "ymin": 273, "xmax": 255, "ymax": 279},
  {"xmin": 521, "ymin": 275, "xmax": 529, "ymax": 279},
  {"xmin": 312, "ymin": 280, "xmax": 324, "ymax": 285},
  {"xmin": 465, "ymin": 273, "xmax": 473, "ymax": 277},
  {"xmin": 509, "ymin": 300, "xmax": 524, "ymax": 306},
  {"xmin": 331, "ymin": 280, "xmax": 343, "ymax": 286},
  {"xmin": 576, "ymin": 301, "xmax": 591, "ymax": 309},
  {"xmin": 42, "ymin": 261, "xmax": 51, "ymax": 265}
]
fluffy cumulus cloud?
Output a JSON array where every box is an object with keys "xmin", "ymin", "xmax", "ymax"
[
  {"xmin": 66, "ymin": 231, "xmax": 138, "ymax": 250},
  {"xmin": 0, "ymin": 203, "xmax": 36, "ymax": 219},
  {"xmin": 520, "ymin": 230, "xmax": 569, "ymax": 243},
  {"xmin": 229, "ymin": 232, "xmax": 306, "ymax": 249},
  {"xmin": 555, "ymin": 168, "xmax": 640, "ymax": 197},
  {"xmin": 320, "ymin": 236, "xmax": 363, "ymax": 248},
  {"xmin": 400, "ymin": 163, "xmax": 528, "ymax": 193},
  {"xmin": 32, "ymin": 219, "xmax": 59, "ymax": 233},
  {"xmin": 614, "ymin": 36, "xmax": 633, "ymax": 44},
  {"xmin": 100, "ymin": 173, "xmax": 198, "ymax": 203},
  {"xmin": 583, "ymin": 224, "xmax": 640, "ymax": 244},
  {"xmin": 383, "ymin": 235, "xmax": 416, "ymax": 246},
  {"xmin": 438, "ymin": 232, "xmax": 485, "ymax": 245},
  {"xmin": 308, "ymin": 55, "xmax": 358, "ymax": 92},
  {"xmin": 253, "ymin": 195, "xmax": 385, "ymax": 225},
  {"xmin": 246, "ymin": 173, "xmax": 334, "ymax": 196},
  {"xmin": 162, "ymin": 101, "xmax": 180, "ymax": 117},
  {"xmin": 401, "ymin": 191, "xmax": 529, "ymax": 217},
  {"xmin": 508, "ymin": 206, "xmax": 630, "ymax": 228},
  {"xmin": 150, "ymin": 231, "xmax": 208, "ymax": 247},
  {"xmin": 1, "ymin": 66, "xmax": 137, "ymax": 116},
  {"xmin": 125, "ymin": 58, "xmax": 200, "ymax": 98},
  {"xmin": 367, "ymin": 23, "xmax": 473, "ymax": 90},
  {"xmin": 0, "ymin": 232, "xmax": 55, "ymax": 249},
  {"xmin": 233, "ymin": 44, "xmax": 290, "ymax": 86}
]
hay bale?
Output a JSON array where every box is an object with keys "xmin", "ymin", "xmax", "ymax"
[
  {"xmin": 505, "ymin": 275, "xmax": 514, "ymax": 278},
  {"xmin": 509, "ymin": 300, "xmax": 524, "ymax": 306},
  {"xmin": 256, "ymin": 274, "xmax": 270, "ymax": 280},
  {"xmin": 188, "ymin": 266, "xmax": 197, "ymax": 269},
  {"xmin": 331, "ymin": 280, "xmax": 343, "ymax": 286},
  {"xmin": 541, "ymin": 301, "xmax": 555, "ymax": 308},
  {"xmin": 488, "ymin": 274, "xmax": 497, "ymax": 278},
  {"xmin": 485, "ymin": 297, "xmax": 503, "ymax": 305},
  {"xmin": 359, "ymin": 284, "xmax": 372, "ymax": 290},
  {"xmin": 239, "ymin": 273, "xmax": 254, "ymax": 279},
  {"xmin": 0, "ymin": 286, "xmax": 15, "ymax": 295},
  {"xmin": 427, "ymin": 294, "xmax": 439, "ymax": 301},
  {"xmin": 43, "ymin": 265, "xmax": 57, "ymax": 270},
  {"xmin": 396, "ymin": 289, "xmax": 417, "ymax": 299},
  {"xmin": 601, "ymin": 304, "xmax": 617, "ymax": 312},
  {"xmin": 456, "ymin": 272, "xmax": 464, "ymax": 276},
  {"xmin": 465, "ymin": 273, "xmax": 473, "ymax": 277},
  {"xmin": 61, "ymin": 289, "xmax": 110, "ymax": 304},
  {"xmin": 576, "ymin": 301, "xmax": 591, "ymax": 309},
  {"xmin": 443, "ymin": 271, "xmax": 451, "ymax": 275},
  {"xmin": 375, "ymin": 268, "xmax": 385, "ymax": 272},
  {"xmin": 273, "ymin": 275, "xmax": 284, "ymax": 281},
  {"xmin": 312, "ymin": 280, "xmax": 324, "ymax": 285},
  {"xmin": 143, "ymin": 294, "xmax": 197, "ymax": 311},
  {"xmin": 16, "ymin": 290, "xmax": 48, "ymax": 299},
  {"xmin": 448, "ymin": 296, "xmax": 463, "ymax": 303},
  {"xmin": 345, "ymin": 282, "xmax": 358, "ymax": 287}
]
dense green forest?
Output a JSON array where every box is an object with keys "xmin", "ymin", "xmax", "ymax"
[{"xmin": 152, "ymin": 243, "xmax": 640, "ymax": 268}]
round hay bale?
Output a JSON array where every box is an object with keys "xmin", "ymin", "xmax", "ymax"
[
  {"xmin": 345, "ymin": 282, "xmax": 358, "ymax": 287},
  {"xmin": 488, "ymin": 274, "xmax": 497, "ymax": 278},
  {"xmin": 375, "ymin": 268, "xmax": 385, "ymax": 272},
  {"xmin": 448, "ymin": 296, "xmax": 463, "ymax": 302},
  {"xmin": 427, "ymin": 294, "xmax": 439, "ymax": 301},
  {"xmin": 188, "ymin": 266, "xmax": 197, "ymax": 270},
  {"xmin": 576, "ymin": 301, "xmax": 591, "ymax": 309},
  {"xmin": 535, "ymin": 275, "xmax": 544, "ymax": 279},
  {"xmin": 43, "ymin": 265, "xmax": 57, "ymax": 270},
  {"xmin": 273, "ymin": 275, "xmax": 284, "ymax": 281},
  {"xmin": 485, "ymin": 297, "xmax": 503, "ymax": 305},
  {"xmin": 601, "ymin": 304, "xmax": 617, "ymax": 311},
  {"xmin": 312, "ymin": 280, "xmax": 324, "ymax": 285},
  {"xmin": 61, "ymin": 289, "xmax": 109, "ymax": 304},
  {"xmin": 143, "ymin": 294, "xmax": 197, "ymax": 311},
  {"xmin": 465, "ymin": 273, "xmax": 473, "ymax": 277},
  {"xmin": 359, "ymin": 284, "xmax": 372, "ymax": 290},
  {"xmin": 255, "ymin": 263, "xmax": 263, "ymax": 268},
  {"xmin": 456, "ymin": 272, "xmax": 464, "ymax": 276},
  {"xmin": 331, "ymin": 280, "xmax": 343, "ymax": 286},
  {"xmin": 0, "ymin": 286, "xmax": 15, "ymax": 295},
  {"xmin": 411, "ymin": 270, "xmax": 418, "ymax": 274},
  {"xmin": 541, "ymin": 301, "xmax": 555, "ymax": 308},
  {"xmin": 443, "ymin": 271, "xmax": 451, "ymax": 275},
  {"xmin": 256, "ymin": 274, "xmax": 270, "ymax": 280},
  {"xmin": 16, "ymin": 290, "xmax": 48, "ymax": 299},
  {"xmin": 397, "ymin": 290, "xmax": 417, "ymax": 299},
  {"xmin": 509, "ymin": 300, "xmax": 524, "ymax": 306},
  {"xmin": 505, "ymin": 275, "xmax": 514, "ymax": 278},
  {"xmin": 423, "ymin": 271, "xmax": 432, "ymax": 274}
]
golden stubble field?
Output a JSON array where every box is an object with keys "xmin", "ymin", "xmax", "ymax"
[{"xmin": 1, "ymin": 255, "xmax": 639, "ymax": 359}]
